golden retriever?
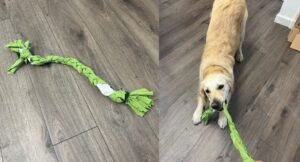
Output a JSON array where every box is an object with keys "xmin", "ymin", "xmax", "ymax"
[{"xmin": 192, "ymin": 0, "xmax": 248, "ymax": 128}]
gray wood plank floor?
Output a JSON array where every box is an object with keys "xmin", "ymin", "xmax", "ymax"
[
  {"xmin": 159, "ymin": 0, "xmax": 300, "ymax": 162},
  {"xmin": 0, "ymin": 0, "xmax": 158, "ymax": 161},
  {"xmin": 2, "ymin": 0, "xmax": 300, "ymax": 161}
]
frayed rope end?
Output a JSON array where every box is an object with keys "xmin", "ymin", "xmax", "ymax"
[
  {"xmin": 5, "ymin": 40, "xmax": 32, "ymax": 74},
  {"xmin": 108, "ymin": 88, "xmax": 154, "ymax": 117}
]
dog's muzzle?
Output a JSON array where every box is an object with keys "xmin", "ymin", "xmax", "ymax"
[{"xmin": 211, "ymin": 100, "xmax": 223, "ymax": 111}]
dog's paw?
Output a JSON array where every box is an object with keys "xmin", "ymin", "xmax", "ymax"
[
  {"xmin": 218, "ymin": 117, "xmax": 227, "ymax": 129},
  {"xmin": 192, "ymin": 111, "xmax": 202, "ymax": 125}
]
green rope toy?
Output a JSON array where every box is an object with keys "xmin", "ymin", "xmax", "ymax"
[
  {"xmin": 202, "ymin": 103, "xmax": 255, "ymax": 162},
  {"xmin": 201, "ymin": 107, "xmax": 216, "ymax": 125},
  {"xmin": 5, "ymin": 40, "xmax": 154, "ymax": 117}
]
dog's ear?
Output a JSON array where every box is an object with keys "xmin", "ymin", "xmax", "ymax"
[
  {"xmin": 198, "ymin": 81, "xmax": 208, "ymax": 107},
  {"xmin": 199, "ymin": 81, "xmax": 207, "ymax": 99},
  {"xmin": 224, "ymin": 75, "xmax": 234, "ymax": 94}
]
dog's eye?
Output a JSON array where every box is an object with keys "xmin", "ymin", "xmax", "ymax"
[
  {"xmin": 218, "ymin": 84, "xmax": 224, "ymax": 90},
  {"xmin": 205, "ymin": 89, "xmax": 210, "ymax": 93}
]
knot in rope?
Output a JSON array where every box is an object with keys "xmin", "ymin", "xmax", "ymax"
[
  {"xmin": 5, "ymin": 40, "xmax": 33, "ymax": 74},
  {"xmin": 19, "ymin": 48, "xmax": 32, "ymax": 60},
  {"xmin": 108, "ymin": 89, "xmax": 154, "ymax": 117}
]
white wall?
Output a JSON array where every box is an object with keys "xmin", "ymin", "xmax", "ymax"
[{"xmin": 275, "ymin": 0, "xmax": 300, "ymax": 28}]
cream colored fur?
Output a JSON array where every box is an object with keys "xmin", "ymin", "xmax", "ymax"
[{"xmin": 193, "ymin": 0, "xmax": 248, "ymax": 128}]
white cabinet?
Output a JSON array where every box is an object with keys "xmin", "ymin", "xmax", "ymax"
[{"xmin": 275, "ymin": 0, "xmax": 300, "ymax": 28}]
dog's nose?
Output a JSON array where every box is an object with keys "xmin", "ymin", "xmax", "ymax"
[{"xmin": 211, "ymin": 101, "xmax": 222, "ymax": 111}]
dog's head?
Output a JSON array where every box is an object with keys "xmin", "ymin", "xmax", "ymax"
[{"xmin": 201, "ymin": 69, "xmax": 233, "ymax": 111}]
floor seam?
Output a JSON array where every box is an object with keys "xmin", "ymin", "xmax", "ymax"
[
  {"xmin": 38, "ymin": 6, "xmax": 100, "ymax": 147},
  {"xmin": 46, "ymin": 1, "xmax": 116, "ymax": 161},
  {"xmin": 52, "ymin": 126, "xmax": 98, "ymax": 146},
  {"xmin": 95, "ymin": 126, "xmax": 116, "ymax": 162},
  {"xmin": 67, "ymin": 70, "xmax": 116, "ymax": 161},
  {"xmin": 64, "ymin": 0, "xmax": 159, "ymax": 140}
]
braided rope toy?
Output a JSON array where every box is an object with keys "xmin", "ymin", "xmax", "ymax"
[
  {"xmin": 202, "ymin": 103, "xmax": 255, "ymax": 162},
  {"xmin": 201, "ymin": 107, "xmax": 216, "ymax": 125},
  {"xmin": 5, "ymin": 40, "xmax": 154, "ymax": 117}
]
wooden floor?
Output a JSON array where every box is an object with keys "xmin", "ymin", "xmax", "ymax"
[
  {"xmin": 160, "ymin": 0, "xmax": 300, "ymax": 162},
  {"xmin": 1, "ymin": 0, "xmax": 300, "ymax": 161},
  {"xmin": 0, "ymin": 0, "xmax": 158, "ymax": 161}
]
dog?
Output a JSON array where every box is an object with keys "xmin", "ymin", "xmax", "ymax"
[{"xmin": 192, "ymin": 0, "xmax": 248, "ymax": 128}]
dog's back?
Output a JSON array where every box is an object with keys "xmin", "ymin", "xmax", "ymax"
[{"xmin": 201, "ymin": 0, "xmax": 247, "ymax": 73}]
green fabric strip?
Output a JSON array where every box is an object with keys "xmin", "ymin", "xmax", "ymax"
[
  {"xmin": 5, "ymin": 40, "xmax": 154, "ymax": 117},
  {"xmin": 202, "ymin": 104, "xmax": 255, "ymax": 162},
  {"xmin": 223, "ymin": 103, "xmax": 255, "ymax": 162},
  {"xmin": 201, "ymin": 107, "xmax": 215, "ymax": 125}
]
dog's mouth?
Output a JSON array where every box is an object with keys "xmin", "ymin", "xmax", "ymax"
[
  {"xmin": 211, "ymin": 103, "xmax": 223, "ymax": 111},
  {"xmin": 216, "ymin": 107, "xmax": 223, "ymax": 112},
  {"xmin": 211, "ymin": 100, "xmax": 227, "ymax": 111}
]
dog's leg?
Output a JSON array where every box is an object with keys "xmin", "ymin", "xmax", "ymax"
[
  {"xmin": 193, "ymin": 72, "xmax": 206, "ymax": 125},
  {"xmin": 235, "ymin": 10, "xmax": 248, "ymax": 63},
  {"xmin": 193, "ymin": 95, "xmax": 205, "ymax": 125},
  {"xmin": 218, "ymin": 111, "xmax": 227, "ymax": 129}
]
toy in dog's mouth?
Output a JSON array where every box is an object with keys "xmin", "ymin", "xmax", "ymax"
[
  {"xmin": 212, "ymin": 105, "xmax": 223, "ymax": 111},
  {"xmin": 202, "ymin": 100, "xmax": 227, "ymax": 125},
  {"xmin": 211, "ymin": 99, "xmax": 227, "ymax": 111}
]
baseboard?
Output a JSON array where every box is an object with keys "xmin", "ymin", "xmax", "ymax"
[{"xmin": 275, "ymin": 14, "xmax": 296, "ymax": 28}]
